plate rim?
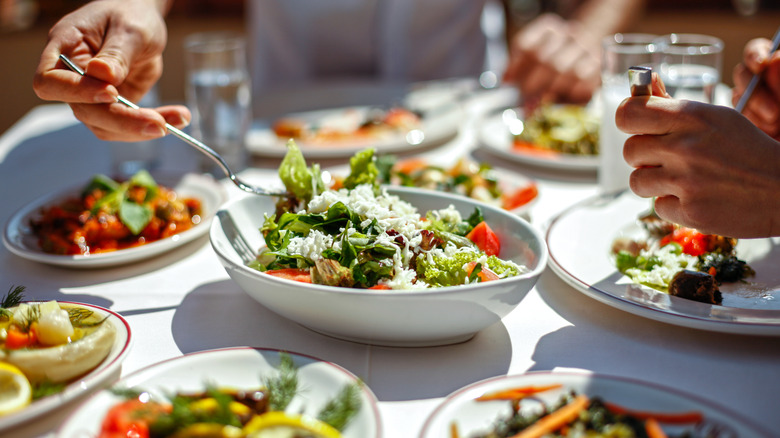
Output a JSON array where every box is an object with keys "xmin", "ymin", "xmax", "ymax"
[
  {"xmin": 2, "ymin": 173, "xmax": 226, "ymax": 268},
  {"xmin": 55, "ymin": 346, "xmax": 383, "ymax": 438},
  {"xmin": 545, "ymin": 190, "xmax": 780, "ymax": 336},
  {"xmin": 418, "ymin": 370, "xmax": 772, "ymax": 438},
  {"xmin": 0, "ymin": 301, "xmax": 132, "ymax": 432},
  {"xmin": 246, "ymin": 85, "xmax": 463, "ymax": 159},
  {"xmin": 478, "ymin": 107, "xmax": 599, "ymax": 171}
]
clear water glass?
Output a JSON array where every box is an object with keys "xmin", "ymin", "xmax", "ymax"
[
  {"xmin": 653, "ymin": 33, "xmax": 723, "ymax": 104},
  {"xmin": 184, "ymin": 32, "xmax": 252, "ymax": 176},
  {"xmin": 598, "ymin": 33, "xmax": 657, "ymax": 194}
]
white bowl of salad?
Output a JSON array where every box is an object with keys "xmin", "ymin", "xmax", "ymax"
[{"xmin": 210, "ymin": 142, "xmax": 547, "ymax": 347}]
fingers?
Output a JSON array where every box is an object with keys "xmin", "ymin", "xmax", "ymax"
[
  {"xmin": 651, "ymin": 72, "xmax": 670, "ymax": 98},
  {"xmin": 742, "ymin": 37, "xmax": 772, "ymax": 74},
  {"xmin": 615, "ymin": 96, "xmax": 685, "ymax": 135}
]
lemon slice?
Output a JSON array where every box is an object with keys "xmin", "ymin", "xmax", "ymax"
[
  {"xmin": 243, "ymin": 411, "xmax": 342, "ymax": 438},
  {"xmin": 0, "ymin": 362, "xmax": 32, "ymax": 415}
]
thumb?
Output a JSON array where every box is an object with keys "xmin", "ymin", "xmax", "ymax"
[{"xmin": 84, "ymin": 29, "xmax": 140, "ymax": 86}]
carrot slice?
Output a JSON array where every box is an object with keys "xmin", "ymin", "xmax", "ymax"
[
  {"xmin": 603, "ymin": 401, "xmax": 704, "ymax": 424},
  {"xmin": 476, "ymin": 384, "xmax": 562, "ymax": 401},
  {"xmin": 511, "ymin": 395, "xmax": 589, "ymax": 438},
  {"xmin": 645, "ymin": 418, "xmax": 669, "ymax": 438}
]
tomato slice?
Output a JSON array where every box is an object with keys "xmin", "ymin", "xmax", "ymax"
[
  {"xmin": 264, "ymin": 268, "xmax": 313, "ymax": 283},
  {"xmin": 502, "ymin": 183, "xmax": 538, "ymax": 210},
  {"xmin": 99, "ymin": 399, "xmax": 169, "ymax": 438},
  {"xmin": 660, "ymin": 228, "xmax": 709, "ymax": 257},
  {"xmin": 466, "ymin": 221, "xmax": 501, "ymax": 256}
]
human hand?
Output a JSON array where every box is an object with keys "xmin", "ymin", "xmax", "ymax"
[
  {"xmin": 503, "ymin": 13, "xmax": 600, "ymax": 109},
  {"xmin": 617, "ymin": 74, "xmax": 780, "ymax": 238},
  {"xmin": 33, "ymin": 0, "xmax": 190, "ymax": 142},
  {"xmin": 732, "ymin": 37, "xmax": 780, "ymax": 140}
]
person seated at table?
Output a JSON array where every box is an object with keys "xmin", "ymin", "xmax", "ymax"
[
  {"xmin": 32, "ymin": 0, "xmax": 643, "ymax": 143},
  {"xmin": 616, "ymin": 37, "xmax": 780, "ymax": 239}
]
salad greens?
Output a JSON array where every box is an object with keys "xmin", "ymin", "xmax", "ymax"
[
  {"xmin": 250, "ymin": 141, "xmax": 526, "ymax": 289},
  {"xmin": 84, "ymin": 170, "xmax": 160, "ymax": 235}
]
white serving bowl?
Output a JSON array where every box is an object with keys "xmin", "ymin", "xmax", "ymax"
[{"xmin": 209, "ymin": 186, "xmax": 547, "ymax": 347}]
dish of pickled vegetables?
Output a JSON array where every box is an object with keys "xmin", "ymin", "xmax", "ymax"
[
  {"xmin": 420, "ymin": 371, "xmax": 770, "ymax": 438},
  {"xmin": 0, "ymin": 286, "xmax": 131, "ymax": 431},
  {"xmin": 3, "ymin": 172, "xmax": 225, "ymax": 268},
  {"xmin": 57, "ymin": 348, "xmax": 381, "ymax": 438},
  {"xmin": 249, "ymin": 143, "xmax": 529, "ymax": 289}
]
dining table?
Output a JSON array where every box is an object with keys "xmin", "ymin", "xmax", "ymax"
[{"xmin": 1, "ymin": 86, "xmax": 779, "ymax": 438}]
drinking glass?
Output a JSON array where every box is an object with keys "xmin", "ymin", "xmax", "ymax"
[
  {"xmin": 598, "ymin": 33, "xmax": 657, "ymax": 194},
  {"xmin": 184, "ymin": 32, "xmax": 252, "ymax": 176},
  {"xmin": 653, "ymin": 33, "xmax": 723, "ymax": 104},
  {"xmin": 110, "ymin": 85, "xmax": 162, "ymax": 179}
]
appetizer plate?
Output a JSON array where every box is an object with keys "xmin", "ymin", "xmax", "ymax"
[
  {"xmin": 246, "ymin": 82, "xmax": 463, "ymax": 159},
  {"xmin": 546, "ymin": 190, "xmax": 780, "ymax": 335},
  {"xmin": 57, "ymin": 347, "xmax": 382, "ymax": 438},
  {"xmin": 210, "ymin": 186, "xmax": 547, "ymax": 347},
  {"xmin": 479, "ymin": 107, "xmax": 599, "ymax": 171},
  {"xmin": 3, "ymin": 173, "xmax": 226, "ymax": 268},
  {"xmin": 419, "ymin": 371, "xmax": 770, "ymax": 437},
  {"xmin": 0, "ymin": 302, "xmax": 131, "ymax": 432}
]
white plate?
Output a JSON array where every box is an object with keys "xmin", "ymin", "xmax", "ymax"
[
  {"xmin": 479, "ymin": 108, "xmax": 599, "ymax": 171},
  {"xmin": 3, "ymin": 173, "xmax": 227, "ymax": 268},
  {"xmin": 0, "ymin": 302, "xmax": 132, "ymax": 432},
  {"xmin": 420, "ymin": 371, "xmax": 770, "ymax": 437},
  {"xmin": 246, "ymin": 82, "xmax": 463, "ymax": 159},
  {"xmin": 546, "ymin": 190, "xmax": 780, "ymax": 335},
  {"xmin": 57, "ymin": 347, "xmax": 381, "ymax": 438}
]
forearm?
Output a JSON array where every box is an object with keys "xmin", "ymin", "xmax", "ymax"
[{"xmin": 571, "ymin": 0, "xmax": 646, "ymax": 39}]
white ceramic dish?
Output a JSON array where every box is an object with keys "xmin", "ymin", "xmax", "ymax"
[
  {"xmin": 546, "ymin": 190, "xmax": 780, "ymax": 335},
  {"xmin": 419, "ymin": 371, "xmax": 771, "ymax": 437},
  {"xmin": 210, "ymin": 186, "xmax": 547, "ymax": 347},
  {"xmin": 3, "ymin": 173, "xmax": 226, "ymax": 268},
  {"xmin": 246, "ymin": 82, "xmax": 463, "ymax": 159},
  {"xmin": 479, "ymin": 108, "xmax": 599, "ymax": 171},
  {"xmin": 57, "ymin": 347, "xmax": 381, "ymax": 438},
  {"xmin": 0, "ymin": 302, "xmax": 132, "ymax": 432}
]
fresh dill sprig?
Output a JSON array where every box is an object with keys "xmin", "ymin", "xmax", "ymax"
[
  {"xmin": 32, "ymin": 380, "xmax": 68, "ymax": 400},
  {"xmin": 0, "ymin": 285, "xmax": 25, "ymax": 308},
  {"xmin": 317, "ymin": 382, "xmax": 362, "ymax": 431},
  {"xmin": 109, "ymin": 387, "xmax": 145, "ymax": 400},
  {"xmin": 67, "ymin": 307, "xmax": 109, "ymax": 327},
  {"xmin": 264, "ymin": 352, "xmax": 299, "ymax": 412}
]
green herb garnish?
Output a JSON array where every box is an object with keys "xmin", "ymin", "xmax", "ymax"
[
  {"xmin": 264, "ymin": 352, "xmax": 299, "ymax": 412},
  {"xmin": 0, "ymin": 285, "xmax": 25, "ymax": 308},
  {"xmin": 317, "ymin": 382, "xmax": 362, "ymax": 431}
]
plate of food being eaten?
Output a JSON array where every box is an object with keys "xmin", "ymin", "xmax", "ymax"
[
  {"xmin": 545, "ymin": 190, "xmax": 780, "ymax": 335},
  {"xmin": 3, "ymin": 171, "xmax": 226, "ymax": 268}
]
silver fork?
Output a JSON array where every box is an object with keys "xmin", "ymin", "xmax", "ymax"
[
  {"xmin": 217, "ymin": 210, "xmax": 257, "ymax": 265},
  {"xmin": 58, "ymin": 54, "xmax": 288, "ymax": 198}
]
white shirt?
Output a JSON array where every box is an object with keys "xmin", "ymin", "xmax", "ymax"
[{"xmin": 247, "ymin": 0, "xmax": 489, "ymax": 97}]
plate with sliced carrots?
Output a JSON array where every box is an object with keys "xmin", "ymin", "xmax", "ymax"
[{"xmin": 419, "ymin": 371, "xmax": 771, "ymax": 438}]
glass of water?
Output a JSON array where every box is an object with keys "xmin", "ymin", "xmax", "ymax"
[
  {"xmin": 653, "ymin": 33, "xmax": 723, "ymax": 104},
  {"xmin": 184, "ymin": 32, "xmax": 252, "ymax": 176},
  {"xmin": 598, "ymin": 33, "xmax": 657, "ymax": 194}
]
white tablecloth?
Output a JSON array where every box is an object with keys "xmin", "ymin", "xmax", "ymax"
[{"xmin": 1, "ymin": 95, "xmax": 778, "ymax": 437}]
